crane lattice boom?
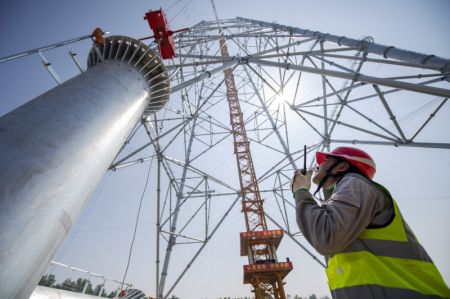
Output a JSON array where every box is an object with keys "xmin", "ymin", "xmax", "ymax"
[{"xmin": 219, "ymin": 37, "xmax": 292, "ymax": 299}]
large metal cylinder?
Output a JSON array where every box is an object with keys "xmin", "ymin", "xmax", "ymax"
[
  {"xmin": 30, "ymin": 286, "xmax": 102, "ymax": 299},
  {"xmin": 0, "ymin": 36, "xmax": 169, "ymax": 299}
]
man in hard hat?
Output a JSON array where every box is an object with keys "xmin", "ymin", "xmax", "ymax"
[{"xmin": 291, "ymin": 146, "xmax": 450, "ymax": 299}]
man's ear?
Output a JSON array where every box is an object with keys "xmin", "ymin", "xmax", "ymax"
[{"xmin": 335, "ymin": 161, "xmax": 350, "ymax": 173}]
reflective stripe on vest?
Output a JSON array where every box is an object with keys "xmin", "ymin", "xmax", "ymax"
[
  {"xmin": 326, "ymin": 190, "xmax": 450, "ymax": 298},
  {"xmin": 332, "ymin": 284, "xmax": 447, "ymax": 299}
]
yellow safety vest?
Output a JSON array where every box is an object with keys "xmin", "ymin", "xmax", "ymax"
[{"xmin": 326, "ymin": 185, "xmax": 450, "ymax": 298}]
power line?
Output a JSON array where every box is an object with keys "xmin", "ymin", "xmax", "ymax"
[
  {"xmin": 169, "ymin": 0, "xmax": 191, "ymax": 24},
  {"xmin": 120, "ymin": 157, "xmax": 154, "ymax": 290},
  {"xmin": 165, "ymin": 0, "xmax": 184, "ymax": 12}
]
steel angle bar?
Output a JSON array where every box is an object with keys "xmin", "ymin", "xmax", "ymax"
[
  {"xmin": 203, "ymin": 179, "xmax": 210, "ymax": 238},
  {"xmin": 111, "ymin": 155, "xmax": 157, "ymax": 171},
  {"xmin": 293, "ymin": 108, "xmax": 400, "ymax": 142},
  {"xmin": 244, "ymin": 67, "xmax": 296, "ymax": 168},
  {"xmin": 158, "ymin": 97, "xmax": 201, "ymax": 295},
  {"xmin": 160, "ymin": 230, "xmax": 204, "ymax": 243},
  {"xmin": 177, "ymin": 196, "xmax": 208, "ymax": 235},
  {"xmin": 294, "ymin": 82, "xmax": 366, "ymax": 108},
  {"xmin": 175, "ymin": 53, "xmax": 231, "ymax": 60},
  {"xmin": 237, "ymin": 17, "xmax": 450, "ymax": 73},
  {"xmin": 373, "ymin": 85, "xmax": 407, "ymax": 142},
  {"xmin": 383, "ymin": 72, "xmax": 450, "ymax": 81},
  {"xmin": 257, "ymin": 64, "xmax": 284, "ymax": 92},
  {"xmin": 272, "ymin": 188, "xmax": 296, "ymax": 211},
  {"xmin": 189, "ymin": 132, "xmax": 232, "ymax": 163},
  {"xmin": 265, "ymin": 213, "xmax": 326, "ymax": 268},
  {"xmin": 195, "ymin": 114, "xmax": 230, "ymax": 133},
  {"xmin": 153, "ymin": 117, "xmax": 189, "ymax": 122},
  {"xmin": 323, "ymin": 57, "xmax": 368, "ymax": 138},
  {"xmin": 179, "ymin": 34, "xmax": 313, "ymax": 39},
  {"xmin": 169, "ymin": 44, "xmax": 201, "ymax": 78},
  {"xmin": 38, "ymin": 51, "xmax": 61, "ymax": 85},
  {"xmin": 246, "ymin": 64, "xmax": 280, "ymax": 94},
  {"xmin": 257, "ymin": 155, "xmax": 293, "ymax": 184},
  {"xmin": 110, "ymin": 119, "xmax": 189, "ymax": 168},
  {"xmin": 318, "ymin": 53, "xmax": 445, "ymax": 71},
  {"xmin": 184, "ymin": 188, "xmax": 292, "ymax": 199},
  {"xmin": 290, "ymin": 108, "xmax": 326, "ymax": 139},
  {"xmin": 167, "ymin": 59, "xmax": 231, "ymax": 69},
  {"xmin": 196, "ymin": 24, "xmax": 245, "ymax": 32},
  {"xmin": 248, "ymin": 135, "xmax": 286, "ymax": 155},
  {"xmin": 319, "ymin": 43, "xmax": 330, "ymax": 150},
  {"xmin": 292, "ymin": 40, "xmax": 321, "ymax": 106},
  {"xmin": 161, "ymin": 77, "xmax": 230, "ymax": 153},
  {"xmin": 158, "ymin": 171, "xmax": 180, "ymax": 226},
  {"xmin": 225, "ymin": 36, "xmax": 252, "ymax": 57},
  {"xmin": 330, "ymin": 139, "xmax": 450, "ymax": 149},
  {"xmin": 49, "ymin": 261, "xmax": 132, "ymax": 287},
  {"xmin": 274, "ymin": 172, "xmax": 290, "ymax": 231},
  {"xmin": 310, "ymin": 54, "xmax": 360, "ymax": 74},
  {"xmin": 156, "ymin": 135, "xmax": 162, "ymax": 299},
  {"xmin": 191, "ymin": 133, "xmax": 212, "ymax": 148},
  {"xmin": 282, "ymin": 104, "xmax": 291, "ymax": 154},
  {"xmin": 253, "ymin": 37, "xmax": 318, "ymax": 57},
  {"xmin": 257, "ymin": 46, "xmax": 362, "ymax": 60},
  {"xmin": 162, "ymin": 196, "xmax": 240, "ymax": 299},
  {"xmin": 171, "ymin": 61, "xmax": 237, "ymax": 93},
  {"xmin": 410, "ymin": 98, "xmax": 448, "ymax": 141},
  {"xmin": 345, "ymin": 77, "xmax": 444, "ymax": 104},
  {"xmin": 272, "ymin": 187, "xmax": 289, "ymax": 230},
  {"xmin": 0, "ymin": 32, "xmax": 94, "ymax": 63},
  {"xmin": 67, "ymin": 49, "xmax": 85, "ymax": 73},
  {"xmin": 247, "ymin": 58, "xmax": 450, "ymax": 98},
  {"xmin": 163, "ymin": 155, "xmax": 237, "ymax": 191},
  {"xmin": 258, "ymin": 143, "xmax": 322, "ymax": 184},
  {"xmin": 174, "ymin": 241, "xmax": 204, "ymax": 245},
  {"xmin": 343, "ymin": 104, "xmax": 400, "ymax": 140}
]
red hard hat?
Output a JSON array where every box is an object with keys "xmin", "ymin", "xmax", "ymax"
[{"xmin": 316, "ymin": 147, "xmax": 376, "ymax": 179}]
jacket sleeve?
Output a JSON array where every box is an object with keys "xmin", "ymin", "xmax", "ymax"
[{"xmin": 294, "ymin": 175, "xmax": 387, "ymax": 256}]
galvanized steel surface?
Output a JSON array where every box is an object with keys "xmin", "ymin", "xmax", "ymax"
[
  {"xmin": 30, "ymin": 286, "xmax": 102, "ymax": 299},
  {"xmin": 88, "ymin": 36, "xmax": 171, "ymax": 115},
  {"xmin": 0, "ymin": 36, "xmax": 169, "ymax": 298}
]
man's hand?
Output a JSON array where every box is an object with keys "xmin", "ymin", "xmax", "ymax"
[{"xmin": 291, "ymin": 169, "xmax": 313, "ymax": 193}]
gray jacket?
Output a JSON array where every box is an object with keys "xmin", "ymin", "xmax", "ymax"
[{"xmin": 294, "ymin": 173, "xmax": 393, "ymax": 256}]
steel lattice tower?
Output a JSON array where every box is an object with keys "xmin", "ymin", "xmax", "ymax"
[
  {"xmin": 108, "ymin": 17, "xmax": 450, "ymax": 298},
  {"xmin": 1, "ymin": 15, "xmax": 449, "ymax": 299}
]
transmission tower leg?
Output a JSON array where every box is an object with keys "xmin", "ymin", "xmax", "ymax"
[{"xmin": 0, "ymin": 60, "xmax": 153, "ymax": 298}]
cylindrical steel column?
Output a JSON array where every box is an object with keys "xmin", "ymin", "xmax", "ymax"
[{"xmin": 0, "ymin": 36, "xmax": 169, "ymax": 299}]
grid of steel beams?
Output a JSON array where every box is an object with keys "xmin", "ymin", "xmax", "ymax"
[{"xmin": 108, "ymin": 17, "xmax": 450, "ymax": 298}]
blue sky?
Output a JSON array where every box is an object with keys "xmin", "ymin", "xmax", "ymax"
[{"xmin": 1, "ymin": 0, "xmax": 449, "ymax": 298}]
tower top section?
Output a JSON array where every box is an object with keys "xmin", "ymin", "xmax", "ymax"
[{"xmin": 88, "ymin": 35, "xmax": 170, "ymax": 115}]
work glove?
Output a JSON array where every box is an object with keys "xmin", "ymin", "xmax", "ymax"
[{"xmin": 291, "ymin": 169, "xmax": 313, "ymax": 193}]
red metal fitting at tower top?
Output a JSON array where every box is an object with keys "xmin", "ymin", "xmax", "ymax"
[{"xmin": 143, "ymin": 9, "xmax": 188, "ymax": 60}]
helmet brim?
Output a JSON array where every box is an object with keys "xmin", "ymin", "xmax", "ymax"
[{"xmin": 316, "ymin": 151, "xmax": 328, "ymax": 165}]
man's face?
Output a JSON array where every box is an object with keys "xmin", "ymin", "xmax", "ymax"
[
  {"xmin": 313, "ymin": 156, "xmax": 350, "ymax": 188},
  {"xmin": 312, "ymin": 156, "xmax": 338, "ymax": 185}
]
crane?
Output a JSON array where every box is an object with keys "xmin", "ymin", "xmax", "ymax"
[
  {"xmin": 219, "ymin": 28, "xmax": 292, "ymax": 299},
  {"xmin": 210, "ymin": 1, "xmax": 293, "ymax": 298}
]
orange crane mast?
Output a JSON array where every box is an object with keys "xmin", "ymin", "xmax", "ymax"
[{"xmin": 218, "ymin": 37, "xmax": 293, "ymax": 299}]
